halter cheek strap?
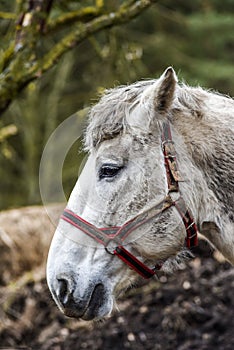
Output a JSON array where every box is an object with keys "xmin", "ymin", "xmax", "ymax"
[
  {"xmin": 161, "ymin": 121, "xmax": 198, "ymax": 248},
  {"xmin": 60, "ymin": 121, "xmax": 198, "ymax": 279}
]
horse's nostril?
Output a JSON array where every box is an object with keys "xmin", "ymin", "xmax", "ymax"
[{"xmin": 56, "ymin": 277, "xmax": 73, "ymax": 306}]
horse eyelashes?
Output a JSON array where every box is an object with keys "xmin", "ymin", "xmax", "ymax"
[{"xmin": 98, "ymin": 164, "xmax": 123, "ymax": 180}]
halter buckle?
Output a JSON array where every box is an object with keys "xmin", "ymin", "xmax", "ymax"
[{"xmin": 105, "ymin": 237, "xmax": 122, "ymax": 255}]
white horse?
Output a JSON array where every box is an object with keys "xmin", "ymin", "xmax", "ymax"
[{"xmin": 47, "ymin": 67, "xmax": 234, "ymax": 321}]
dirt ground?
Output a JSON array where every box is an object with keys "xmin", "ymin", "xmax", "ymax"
[{"xmin": 0, "ymin": 241, "xmax": 234, "ymax": 350}]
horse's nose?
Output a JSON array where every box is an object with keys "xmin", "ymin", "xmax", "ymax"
[{"xmin": 54, "ymin": 274, "xmax": 107, "ymax": 320}]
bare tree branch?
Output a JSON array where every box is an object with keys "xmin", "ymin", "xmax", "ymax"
[
  {"xmin": 0, "ymin": 0, "xmax": 155, "ymax": 115},
  {"xmin": 47, "ymin": 6, "xmax": 103, "ymax": 33},
  {"xmin": 40, "ymin": 0, "xmax": 154, "ymax": 72}
]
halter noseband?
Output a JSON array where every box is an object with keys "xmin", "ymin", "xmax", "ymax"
[{"xmin": 61, "ymin": 121, "xmax": 198, "ymax": 279}]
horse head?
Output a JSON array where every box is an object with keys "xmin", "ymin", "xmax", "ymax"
[{"xmin": 46, "ymin": 67, "xmax": 234, "ymax": 320}]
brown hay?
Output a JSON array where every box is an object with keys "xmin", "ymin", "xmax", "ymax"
[{"xmin": 0, "ymin": 204, "xmax": 63, "ymax": 285}]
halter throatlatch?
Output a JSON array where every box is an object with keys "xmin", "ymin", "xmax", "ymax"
[{"xmin": 61, "ymin": 121, "xmax": 198, "ymax": 279}]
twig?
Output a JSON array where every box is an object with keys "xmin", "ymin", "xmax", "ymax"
[
  {"xmin": 0, "ymin": 12, "xmax": 16, "ymax": 20},
  {"xmin": 38, "ymin": 0, "xmax": 154, "ymax": 74},
  {"xmin": 47, "ymin": 7, "xmax": 102, "ymax": 33}
]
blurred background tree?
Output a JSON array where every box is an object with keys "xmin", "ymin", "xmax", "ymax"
[{"xmin": 0, "ymin": 0, "xmax": 233, "ymax": 210}]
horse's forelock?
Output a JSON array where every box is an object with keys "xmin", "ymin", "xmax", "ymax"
[
  {"xmin": 84, "ymin": 81, "xmax": 155, "ymax": 150},
  {"xmin": 84, "ymin": 80, "xmax": 211, "ymax": 150}
]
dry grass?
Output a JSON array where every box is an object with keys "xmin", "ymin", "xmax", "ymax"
[{"xmin": 0, "ymin": 204, "xmax": 63, "ymax": 285}]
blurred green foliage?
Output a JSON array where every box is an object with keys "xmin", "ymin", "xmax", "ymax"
[{"xmin": 0, "ymin": 0, "xmax": 233, "ymax": 210}]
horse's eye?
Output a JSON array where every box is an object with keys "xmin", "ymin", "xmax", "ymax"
[{"xmin": 99, "ymin": 164, "xmax": 123, "ymax": 180}]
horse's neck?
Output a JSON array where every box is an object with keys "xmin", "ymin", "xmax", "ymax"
[
  {"xmin": 173, "ymin": 109, "xmax": 234, "ymax": 263},
  {"xmin": 179, "ymin": 115, "xmax": 233, "ymax": 213}
]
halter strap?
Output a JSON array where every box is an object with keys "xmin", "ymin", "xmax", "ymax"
[
  {"xmin": 162, "ymin": 122, "xmax": 183, "ymax": 192},
  {"xmin": 60, "ymin": 121, "xmax": 198, "ymax": 279}
]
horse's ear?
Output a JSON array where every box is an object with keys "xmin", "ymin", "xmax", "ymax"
[
  {"xmin": 153, "ymin": 67, "xmax": 177, "ymax": 112},
  {"xmin": 127, "ymin": 67, "xmax": 177, "ymax": 131}
]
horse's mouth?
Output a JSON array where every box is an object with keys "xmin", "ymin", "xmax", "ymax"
[
  {"xmin": 82, "ymin": 283, "xmax": 107, "ymax": 320},
  {"xmin": 61, "ymin": 283, "xmax": 111, "ymax": 321}
]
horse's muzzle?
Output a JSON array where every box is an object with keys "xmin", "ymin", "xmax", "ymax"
[{"xmin": 53, "ymin": 274, "xmax": 109, "ymax": 320}]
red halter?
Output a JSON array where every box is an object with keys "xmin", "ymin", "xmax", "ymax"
[{"xmin": 61, "ymin": 121, "xmax": 198, "ymax": 279}]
